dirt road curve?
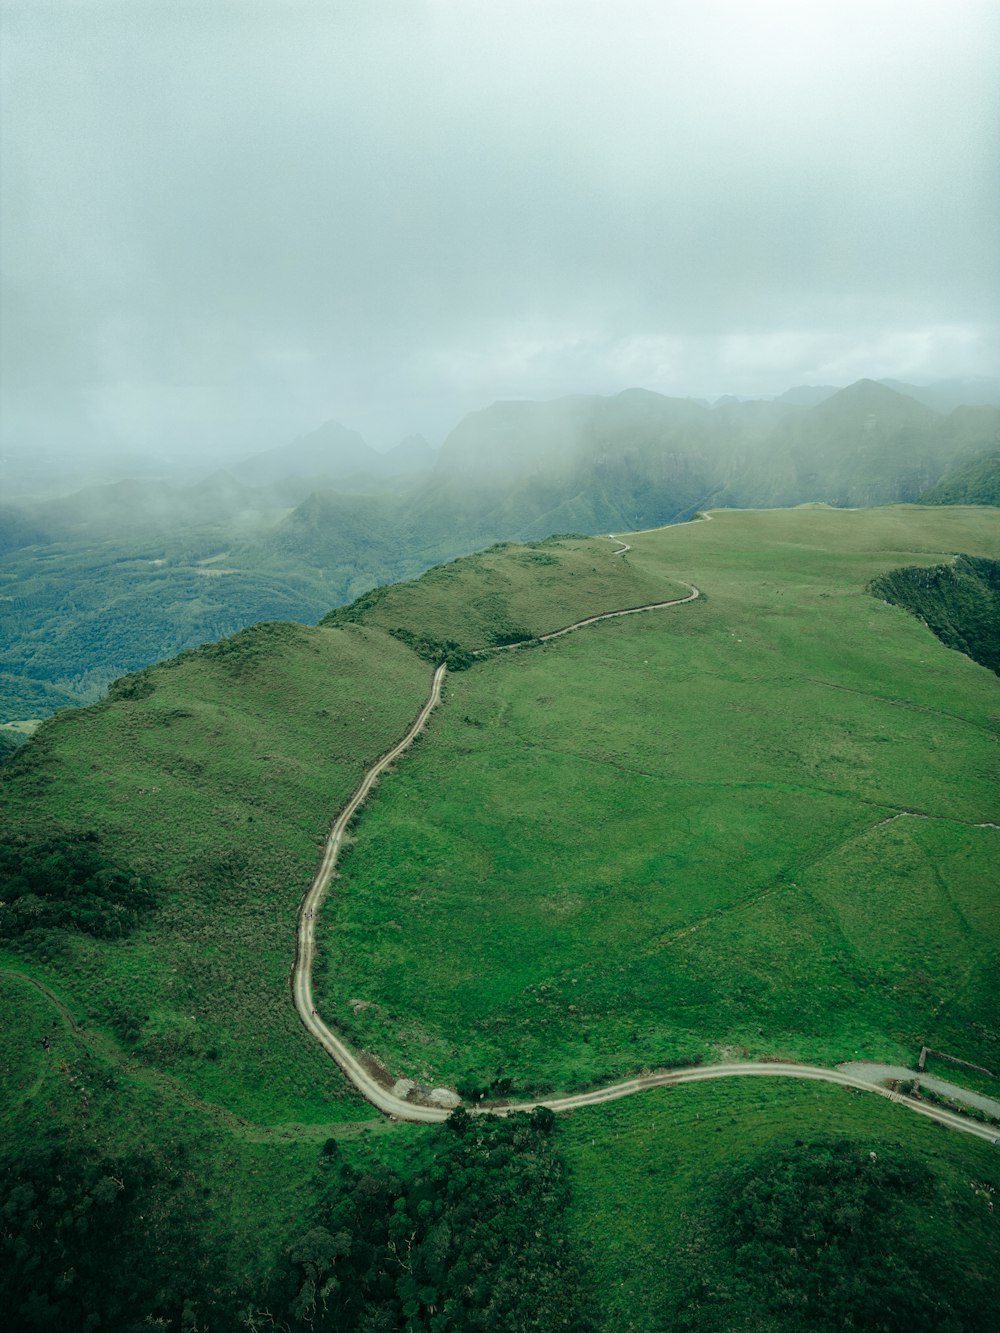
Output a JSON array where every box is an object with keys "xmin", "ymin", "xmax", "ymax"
[
  {"xmin": 291, "ymin": 526, "xmax": 998, "ymax": 1144},
  {"xmin": 291, "ymin": 661, "xmax": 450, "ymax": 1123}
]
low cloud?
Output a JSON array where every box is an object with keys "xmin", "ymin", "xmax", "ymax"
[{"xmin": 2, "ymin": 1, "xmax": 997, "ymax": 456}]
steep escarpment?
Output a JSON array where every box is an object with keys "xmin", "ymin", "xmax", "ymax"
[{"xmin": 871, "ymin": 555, "xmax": 1000, "ymax": 674}]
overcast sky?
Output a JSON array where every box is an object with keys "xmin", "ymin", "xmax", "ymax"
[{"xmin": 2, "ymin": 0, "xmax": 998, "ymax": 458}]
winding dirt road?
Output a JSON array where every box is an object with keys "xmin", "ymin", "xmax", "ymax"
[
  {"xmin": 291, "ymin": 661, "xmax": 451, "ymax": 1122},
  {"xmin": 290, "ymin": 525, "xmax": 998, "ymax": 1144}
]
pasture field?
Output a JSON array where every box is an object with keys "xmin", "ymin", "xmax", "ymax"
[
  {"xmin": 323, "ymin": 532, "xmax": 689, "ymax": 650},
  {"xmin": 0, "ymin": 620, "xmax": 432, "ymax": 1122},
  {"xmin": 2, "ymin": 505, "xmax": 998, "ymax": 1326},
  {"xmin": 317, "ymin": 505, "xmax": 1000, "ymax": 1092},
  {"xmin": 561, "ymin": 1076, "xmax": 1000, "ymax": 1332}
]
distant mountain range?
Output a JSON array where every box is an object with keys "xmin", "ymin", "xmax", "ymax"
[
  {"xmin": 1, "ymin": 374, "xmax": 998, "ymax": 723},
  {"xmin": 231, "ymin": 421, "xmax": 436, "ymax": 488}
]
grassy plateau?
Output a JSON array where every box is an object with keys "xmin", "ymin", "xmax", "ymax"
[{"xmin": 316, "ymin": 506, "xmax": 999, "ymax": 1095}]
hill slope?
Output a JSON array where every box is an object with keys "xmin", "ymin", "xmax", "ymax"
[
  {"xmin": 918, "ymin": 448, "xmax": 1000, "ymax": 507},
  {"xmin": 316, "ymin": 505, "xmax": 1000, "ymax": 1092},
  {"xmin": 2, "ymin": 505, "xmax": 998, "ymax": 1328},
  {"xmin": 6, "ymin": 380, "xmax": 1000, "ymax": 727},
  {"xmin": 323, "ymin": 532, "xmax": 690, "ymax": 653}
]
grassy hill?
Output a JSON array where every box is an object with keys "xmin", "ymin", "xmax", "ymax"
[
  {"xmin": 564, "ymin": 1077, "xmax": 1000, "ymax": 1332},
  {"xmin": 0, "ymin": 538, "xmax": 678, "ymax": 1125},
  {"xmin": 2, "ymin": 505, "xmax": 998, "ymax": 1328},
  {"xmin": 5, "ymin": 381, "xmax": 1000, "ymax": 729},
  {"xmin": 323, "ymin": 532, "xmax": 690, "ymax": 653},
  {"xmin": 317, "ymin": 506, "xmax": 1000, "ymax": 1094},
  {"xmin": 0, "ymin": 620, "xmax": 432, "ymax": 1124}
]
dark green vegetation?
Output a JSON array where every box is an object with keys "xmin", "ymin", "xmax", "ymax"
[
  {"xmin": 1, "ymin": 1142, "xmax": 218, "ymax": 1331},
  {"xmin": 0, "ymin": 525, "xmax": 392, "ymax": 721},
  {"xmin": 276, "ymin": 1109, "xmax": 587, "ymax": 1331},
  {"xmin": 563, "ymin": 1079, "xmax": 1000, "ymax": 1332},
  {"xmin": 4, "ymin": 380, "xmax": 998, "ymax": 724},
  {"xmin": 4, "ymin": 966, "xmax": 997, "ymax": 1332},
  {"xmin": 0, "ymin": 725, "xmax": 26, "ymax": 760},
  {"xmin": 0, "ymin": 968, "xmax": 585, "ymax": 1331},
  {"xmin": 695, "ymin": 1140, "xmax": 973, "ymax": 1329},
  {"xmin": 319, "ymin": 506, "xmax": 1000, "ymax": 1092},
  {"xmin": 872, "ymin": 555, "xmax": 1000, "ymax": 674},
  {"xmin": 919, "ymin": 448, "xmax": 1000, "ymax": 507},
  {"xmin": 0, "ymin": 831, "xmax": 153, "ymax": 952}
]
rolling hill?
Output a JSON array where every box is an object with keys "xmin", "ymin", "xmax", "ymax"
[{"xmin": 2, "ymin": 504, "xmax": 997, "ymax": 1328}]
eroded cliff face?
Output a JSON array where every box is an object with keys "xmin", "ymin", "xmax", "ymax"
[{"xmin": 871, "ymin": 555, "xmax": 1000, "ymax": 675}]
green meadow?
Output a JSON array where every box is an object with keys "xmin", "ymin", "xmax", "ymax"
[
  {"xmin": 561, "ymin": 1076, "xmax": 1000, "ymax": 1331},
  {"xmin": 0, "ymin": 620, "xmax": 432, "ymax": 1122},
  {"xmin": 323, "ymin": 532, "xmax": 689, "ymax": 649},
  {"xmin": 318, "ymin": 506, "xmax": 999, "ymax": 1093},
  {"xmin": 0, "ymin": 537, "xmax": 681, "ymax": 1124}
]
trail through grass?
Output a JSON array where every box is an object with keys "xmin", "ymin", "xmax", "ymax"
[{"xmin": 0, "ymin": 621, "xmax": 431, "ymax": 1122}]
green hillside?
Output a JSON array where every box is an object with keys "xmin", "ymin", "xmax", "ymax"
[
  {"xmin": 3, "ymin": 504, "xmax": 998, "ymax": 1328},
  {"xmin": 0, "ymin": 536, "xmax": 690, "ymax": 1126},
  {"xmin": 5, "ymin": 382, "xmax": 1000, "ymax": 729},
  {"xmin": 872, "ymin": 554, "xmax": 1000, "ymax": 674},
  {"xmin": 318, "ymin": 506, "xmax": 1000, "ymax": 1091},
  {"xmin": 1, "ymin": 620, "xmax": 432, "ymax": 1123},
  {"xmin": 323, "ymin": 532, "xmax": 690, "ymax": 653},
  {"xmin": 919, "ymin": 447, "xmax": 1000, "ymax": 506},
  {"xmin": 564, "ymin": 1079, "xmax": 1000, "ymax": 1332}
]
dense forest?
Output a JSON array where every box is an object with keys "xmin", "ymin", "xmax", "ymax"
[{"xmin": 1, "ymin": 1110, "xmax": 587, "ymax": 1332}]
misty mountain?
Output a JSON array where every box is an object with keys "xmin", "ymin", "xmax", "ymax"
[
  {"xmin": 381, "ymin": 434, "xmax": 437, "ymax": 475},
  {"xmin": 4, "ymin": 375, "xmax": 999, "ymax": 727},
  {"xmin": 918, "ymin": 448, "xmax": 1000, "ymax": 507},
  {"xmin": 231, "ymin": 418, "xmax": 376, "ymax": 485},
  {"xmin": 230, "ymin": 419, "xmax": 437, "ymax": 488},
  {"xmin": 772, "ymin": 384, "xmax": 843, "ymax": 407},
  {"xmin": 421, "ymin": 378, "xmax": 999, "ymax": 532},
  {"xmin": 237, "ymin": 489, "xmax": 421, "ymax": 602},
  {"xmin": 423, "ymin": 388, "xmax": 722, "ymax": 536},
  {"xmin": 879, "ymin": 377, "xmax": 1000, "ymax": 414},
  {"xmin": 718, "ymin": 379, "xmax": 949, "ymax": 508},
  {"xmin": 0, "ymin": 505, "xmax": 50, "ymax": 556},
  {"xmin": 1, "ymin": 473, "xmax": 294, "ymax": 551}
]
